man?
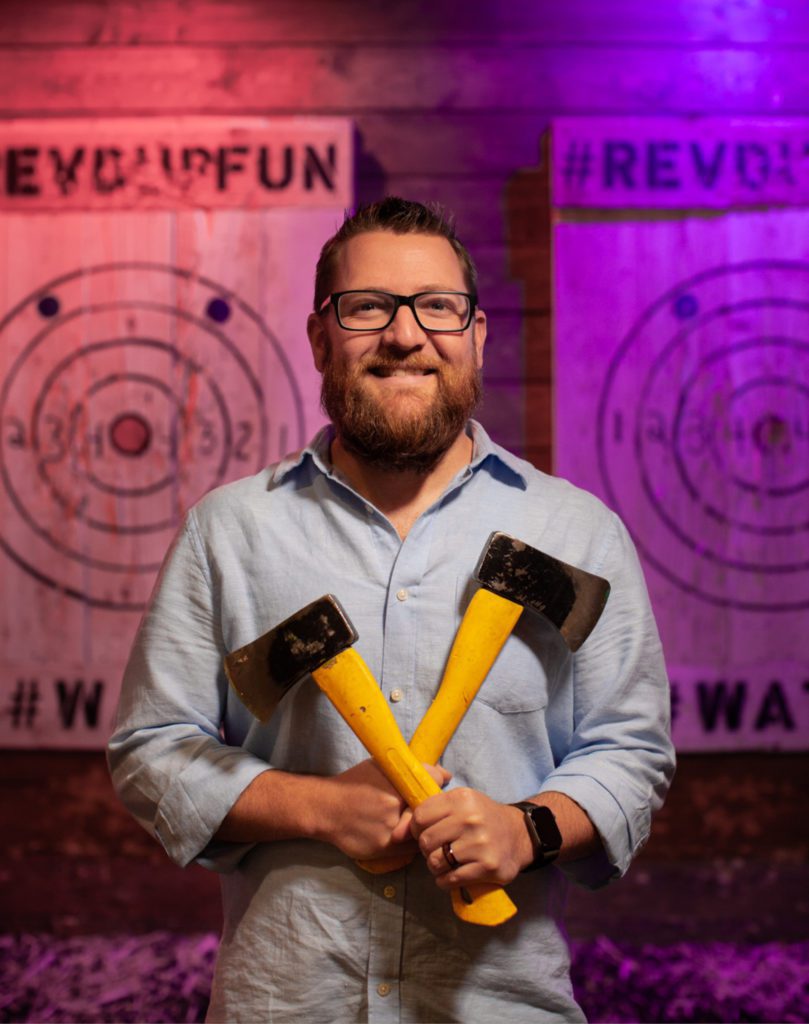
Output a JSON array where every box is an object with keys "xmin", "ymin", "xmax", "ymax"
[{"xmin": 108, "ymin": 197, "xmax": 674, "ymax": 1022}]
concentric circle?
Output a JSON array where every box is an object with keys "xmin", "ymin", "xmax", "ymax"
[
  {"xmin": 597, "ymin": 261, "xmax": 809, "ymax": 611},
  {"xmin": 0, "ymin": 263, "xmax": 306, "ymax": 609}
]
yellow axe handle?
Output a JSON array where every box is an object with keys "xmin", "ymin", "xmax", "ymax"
[
  {"xmin": 410, "ymin": 588, "xmax": 524, "ymax": 762},
  {"xmin": 313, "ymin": 647, "xmax": 517, "ymax": 927},
  {"xmin": 359, "ymin": 588, "xmax": 523, "ymax": 875}
]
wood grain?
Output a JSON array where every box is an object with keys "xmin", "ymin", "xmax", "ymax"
[
  {"xmin": 0, "ymin": 45, "xmax": 807, "ymax": 116},
  {"xmin": 2, "ymin": 0, "xmax": 809, "ymax": 46}
]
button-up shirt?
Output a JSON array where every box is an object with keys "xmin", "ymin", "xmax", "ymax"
[{"xmin": 108, "ymin": 421, "xmax": 674, "ymax": 1023}]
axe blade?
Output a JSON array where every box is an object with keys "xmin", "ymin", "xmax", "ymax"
[
  {"xmin": 224, "ymin": 594, "xmax": 358, "ymax": 721},
  {"xmin": 475, "ymin": 532, "xmax": 610, "ymax": 652}
]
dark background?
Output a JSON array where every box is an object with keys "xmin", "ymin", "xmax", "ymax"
[{"xmin": 3, "ymin": 750, "xmax": 807, "ymax": 945}]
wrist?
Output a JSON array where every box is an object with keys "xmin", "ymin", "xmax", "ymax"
[
  {"xmin": 307, "ymin": 775, "xmax": 340, "ymax": 845},
  {"xmin": 508, "ymin": 804, "xmax": 536, "ymax": 872}
]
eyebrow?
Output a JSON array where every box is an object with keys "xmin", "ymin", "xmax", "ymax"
[{"xmin": 345, "ymin": 285, "xmax": 467, "ymax": 293}]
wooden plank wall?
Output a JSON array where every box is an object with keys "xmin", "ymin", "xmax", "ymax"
[
  {"xmin": 2, "ymin": 0, "xmax": 809, "ymax": 466},
  {"xmin": 2, "ymin": 0, "xmax": 809, "ymax": 942}
]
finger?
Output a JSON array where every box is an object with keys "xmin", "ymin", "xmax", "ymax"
[
  {"xmin": 423, "ymin": 832, "xmax": 467, "ymax": 876},
  {"xmin": 411, "ymin": 791, "xmax": 455, "ymax": 833},
  {"xmin": 442, "ymin": 842, "xmax": 461, "ymax": 870},
  {"xmin": 437, "ymin": 841, "xmax": 464, "ymax": 877},
  {"xmin": 423, "ymin": 762, "xmax": 453, "ymax": 787},
  {"xmin": 416, "ymin": 817, "xmax": 455, "ymax": 859},
  {"xmin": 389, "ymin": 809, "xmax": 414, "ymax": 844},
  {"xmin": 431, "ymin": 848, "xmax": 493, "ymax": 888},
  {"xmin": 433, "ymin": 864, "xmax": 480, "ymax": 891}
]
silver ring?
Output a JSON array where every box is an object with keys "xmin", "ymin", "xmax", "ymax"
[{"xmin": 442, "ymin": 843, "xmax": 460, "ymax": 869}]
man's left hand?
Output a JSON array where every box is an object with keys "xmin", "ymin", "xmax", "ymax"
[{"xmin": 411, "ymin": 788, "xmax": 533, "ymax": 889}]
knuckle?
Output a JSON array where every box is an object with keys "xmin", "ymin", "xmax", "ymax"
[{"xmin": 481, "ymin": 851, "xmax": 499, "ymax": 873}]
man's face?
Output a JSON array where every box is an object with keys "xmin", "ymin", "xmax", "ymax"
[{"xmin": 307, "ymin": 230, "xmax": 487, "ymax": 473}]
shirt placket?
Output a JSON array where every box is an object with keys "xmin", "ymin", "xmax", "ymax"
[
  {"xmin": 364, "ymin": 512, "xmax": 436, "ymax": 1023},
  {"xmin": 366, "ymin": 870, "xmax": 407, "ymax": 1023}
]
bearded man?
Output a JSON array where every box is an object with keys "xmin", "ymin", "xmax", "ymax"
[{"xmin": 109, "ymin": 197, "xmax": 674, "ymax": 1022}]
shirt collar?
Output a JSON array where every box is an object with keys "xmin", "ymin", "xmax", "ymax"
[
  {"xmin": 269, "ymin": 420, "xmax": 527, "ymax": 489},
  {"xmin": 466, "ymin": 420, "xmax": 527, "ymax": 487},
  {"xmin": 268, "ymin": 425, "xmax": 332, "ymax": 483}
]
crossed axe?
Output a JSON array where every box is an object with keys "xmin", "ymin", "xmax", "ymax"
[{"xmin": 225, "ymin": 532, "xmax": 609, "ymax": 927}]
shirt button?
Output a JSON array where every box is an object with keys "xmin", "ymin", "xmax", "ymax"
[
  {"xmin": 377, "ymin": 983, "xmax": 391, "ymax": 997},
  {"xmin": 396, "ymin": 588, "xmax": 408, "ymax": 601},
  {"xmin": 383, "ymin": 885, "xmax": 396, "ymax": 899},
  {"xmin": 390, "ymin": 688, "xmax": 403, "ymax": 703}
]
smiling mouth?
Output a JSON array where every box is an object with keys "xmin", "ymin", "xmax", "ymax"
[{"xmin": 367, "ymin": 366, "xmax": 438, "ymax": 378}]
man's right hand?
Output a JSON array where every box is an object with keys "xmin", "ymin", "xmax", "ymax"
[{"xmin": 317, "ymin": 758, "xmax": 451, "ymax": 862}]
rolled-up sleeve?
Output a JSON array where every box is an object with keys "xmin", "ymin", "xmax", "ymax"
[
  {"xmin": 538, "ymin": 512, "xmax": 675, "ymax": 888},
  {"xmin": 107, "ymin": 511, "xmax": 268, "ymax": 871}
]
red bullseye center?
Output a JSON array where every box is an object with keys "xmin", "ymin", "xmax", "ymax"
[{"xmin": 109, "ymin": 412, "xmax": 151, "ymax": 457}]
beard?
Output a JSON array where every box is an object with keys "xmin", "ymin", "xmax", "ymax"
[{"xmin": 320, "ymin": 346, "xmax": 482, "ymax": 474}]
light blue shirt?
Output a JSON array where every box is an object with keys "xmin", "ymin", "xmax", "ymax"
[{"xmin": 108, "ymin": 421, "xmax": 674, "ymax": 1023}]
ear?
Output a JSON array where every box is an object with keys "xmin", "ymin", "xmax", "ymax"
[
  {"xmin": 472, "ymin": 308, "xmax": 487, "ymax": 369},
  {"xmin": 307, "ymin": 311, "xmax": 328, "ymax": 373}
]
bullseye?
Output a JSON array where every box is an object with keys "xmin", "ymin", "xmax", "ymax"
[
  {"xmin": 753, "ymin": 413, "xmax": 790, "ymax": 455},
  {"xmin": 0, "ymin": 261, "xmax": 306, "ymax": 609},
  {"xmin": 598, "ymin": 260, "xmax": 809, "ymax": 611},
  {"xmin": 110, "ymin": 412, "xmax": 152, "ymax": 457}
]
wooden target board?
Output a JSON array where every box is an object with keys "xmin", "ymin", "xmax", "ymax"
[
  {"xmin": 0, "ymin": 118, "xmax": 352, "ymax": 748},
  {"xmin": 553, "ymin": 118, "xmax": 809, "ymax": 751}
]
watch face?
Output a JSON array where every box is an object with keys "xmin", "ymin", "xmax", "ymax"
[
  {"xmin": 512, "ymin": 802, "xmax": 562, "ymax": 869},
  {"xmin": 527, "ymin": 805, "xmax": 562, "ymax": 858}
]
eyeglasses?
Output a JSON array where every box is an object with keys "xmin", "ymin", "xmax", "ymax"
[{"xmin": 319, "ymin": 290, "xmax": 477, "ymax": 333}]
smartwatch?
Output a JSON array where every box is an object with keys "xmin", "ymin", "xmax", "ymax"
[{"xmin": 511, "ymin": 801, "xmax": 562, "ymax": 871}]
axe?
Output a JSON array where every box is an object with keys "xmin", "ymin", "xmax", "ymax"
[
  {"xmin": 361, "ymin": 532, "xmax": 610, "ymax": 874},
  {"xmin": 224, "ymin": 594, "xmax": 518, "ymax": 927},
  {"xmin": 411, "ymin": 532, "xmax": 611, "ymax": 759}
]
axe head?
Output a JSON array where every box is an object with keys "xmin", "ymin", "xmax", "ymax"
[
  {"xmin": 475, "ymin": 532, "xmax": 610, "ymax": 652},
  {"xmin": 224, "ymin": 594, "xmax": 358, "ymax": 722}
]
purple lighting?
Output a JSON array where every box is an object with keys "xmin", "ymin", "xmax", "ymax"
[{"xmin": 2, "ymin": 933, "xmax": 808, "ymax": 1022}]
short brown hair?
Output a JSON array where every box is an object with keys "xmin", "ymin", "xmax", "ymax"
[{"xmin": 313, "ymin": 196, "xmax": 478, "ymax": 310}]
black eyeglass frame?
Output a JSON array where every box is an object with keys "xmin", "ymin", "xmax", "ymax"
[{"xmin": 318, "ymin": 290, "xmax": 478, "ymax": 333}]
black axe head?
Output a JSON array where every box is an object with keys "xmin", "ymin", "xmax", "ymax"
[
  {"xmin": 224, "ymin": 594, "xmax": 358, "ymax": 722},
  {"xmin": 474, "ymin": 532, "xmax": 610, "ymax": 652}
]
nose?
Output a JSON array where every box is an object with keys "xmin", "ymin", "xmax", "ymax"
[{"xmin": 381, "ymin": 302, "xmax": 426, "ymax": 350}]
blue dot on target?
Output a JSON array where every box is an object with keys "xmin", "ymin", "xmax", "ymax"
[
  {"xmin": 37, "ymin": 295, "xmax": 60, "ymax": 318},
  {"xmin": 206, "ymin": 297, "xmax": 232, "ymax": 324},
  {"xmin": 673, "ymin": 293, "xmax": 698, "ymax": 320}
]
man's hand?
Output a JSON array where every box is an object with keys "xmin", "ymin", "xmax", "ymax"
[
  {"xmin": 318, "ymin": 758, "xmax": 452, "ymax": 862},
  {"xmin": 411, "ymin": 787, "xmax": 532, "ymax": 889}
]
